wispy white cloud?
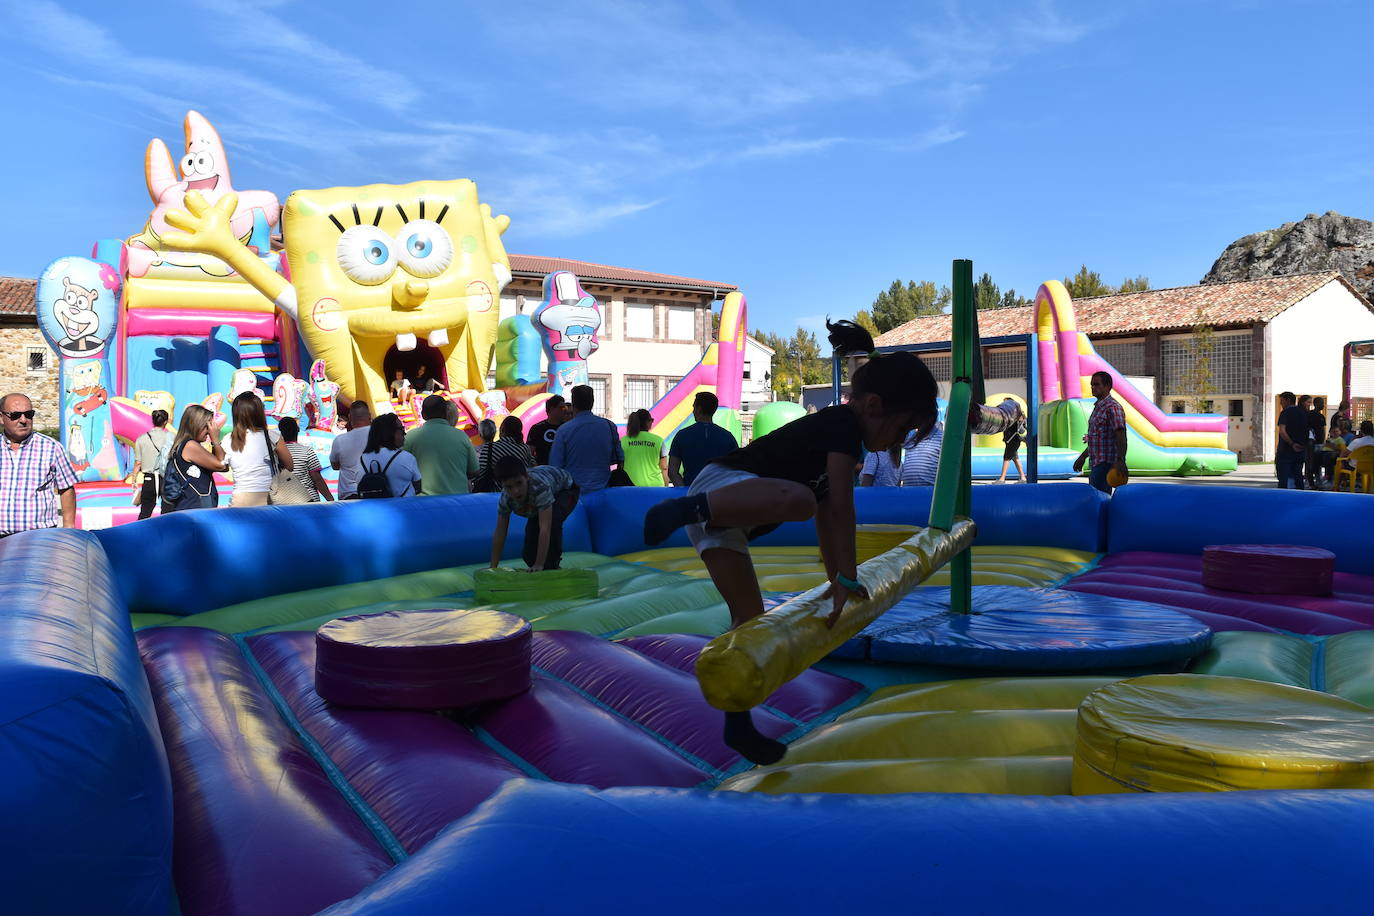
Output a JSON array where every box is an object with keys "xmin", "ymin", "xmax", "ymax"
[{"xmin": 0, "ymin": 0, "xmax": 1094, "ymax": 241}]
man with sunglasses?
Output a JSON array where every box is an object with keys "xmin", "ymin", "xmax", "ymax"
[{"xmin": 1, "ymin": 393, "xmax": 78, "ymax": 536}]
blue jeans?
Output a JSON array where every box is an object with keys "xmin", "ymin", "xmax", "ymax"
[
  {"xmin": 1089, "ymin": 463, "xmax": 1113, "ymax": 495},
  {"xmin": 1275, "ymin": 450, "xmax": 1305, "ymax": 489}
]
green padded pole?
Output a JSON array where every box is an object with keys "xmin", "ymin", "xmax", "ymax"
[{"xmin": 926, "ymin": 260, "xmax": 976, "ymax": 614}]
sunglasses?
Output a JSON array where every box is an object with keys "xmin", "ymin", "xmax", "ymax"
[{"xmin": 3, "ymin": 410, "xmax": 35, "ymax": 421}]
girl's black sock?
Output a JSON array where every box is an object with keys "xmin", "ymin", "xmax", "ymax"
[{"xmin": 724, "ymin": 710, "xmax": 786, "ymax": 766}]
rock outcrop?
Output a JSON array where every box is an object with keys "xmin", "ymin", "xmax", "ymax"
[{"xmin": 1202, "ymin": 211, "xmax": 1374, "ymax": 302}]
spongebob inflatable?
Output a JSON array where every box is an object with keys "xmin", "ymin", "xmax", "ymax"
[{"xmin": 161, "ymin": 179, "xmax": 512, "ymax": 410}]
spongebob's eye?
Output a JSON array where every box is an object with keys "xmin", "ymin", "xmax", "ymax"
[
  {"xmin": 397, "ymin": 219, "xmax": 453, "ymax": 278},
  {"xmin": 337, "ymin": 225, "xmax": 398, "ymax": 285}
]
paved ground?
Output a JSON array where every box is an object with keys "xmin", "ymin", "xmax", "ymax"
[{"xmin": 974, "ymin": 462, "xmax": 1285, "ymax": 490}]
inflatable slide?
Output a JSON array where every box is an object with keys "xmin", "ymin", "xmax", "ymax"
[{"xmin": 1035, "ymin": 281, "xmax": 1237, "ymax": 476}]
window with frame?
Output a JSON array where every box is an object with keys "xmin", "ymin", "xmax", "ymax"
[
  {"xmin": 1093, "ymin": 340, "xmax": 1147, "ymax": 377},
  {"xmin": 588, "ymin": 377, "xmax": 609, "ymax": 416},
  {"xmin": 625, "ymin": 377, "xmax": 655, "ymax": 414},
  {"xmin": 625, "ymin": 304, "xmax": 655, "ymax": 339},
  {"xmin": 983, "ymin": 348, "xmax": 1026, "ymax": 380},
  {"xmin": 1160, "ymin": 332, "xmax": 1251, "ymax": 395},
  {"xmin": 667, "ymin": 306, "xmax": 695, "ymax": 341},
  {"xmin": 921, "ymin": 353, "xmax": 952, "ymax": 382},
  {"xmin": 743, "ymin": 361, "xmax": 752, "ymax": 380},
  {"xmin": 26, "ymin": 347, "xmax": 48, "ymax": 374}
]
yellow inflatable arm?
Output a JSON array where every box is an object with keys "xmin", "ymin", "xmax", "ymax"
[
  {"xmin": 162, "ymin": 190, "xmax": 293, "ymax": 313},
  {"xmin": 695, "ymin": 519, "xmax": 977, "ymax": 711}
]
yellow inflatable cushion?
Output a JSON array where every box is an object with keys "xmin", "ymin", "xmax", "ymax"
[
  {"xmin": 718, "ymin": 676, "xmax": 1116, "ymax": 796},
  {"xmin": 1073, "ymin": 674, "xmax": 1374, "ymax": 794}
]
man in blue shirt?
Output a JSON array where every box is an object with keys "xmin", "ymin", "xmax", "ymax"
[
  {"xmin": 668, "ymin": 392, "xmax": 739, "ymax": 487},
  {"xmin": 549, "ymin": 384, "xmax": 624, "ymax": 491}
]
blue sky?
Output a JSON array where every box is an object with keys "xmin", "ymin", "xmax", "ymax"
[{"xmin": 2, "ymin": 0, "xmax": 1371, "ymax": 339}]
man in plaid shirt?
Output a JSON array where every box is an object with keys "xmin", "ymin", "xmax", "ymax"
[
  {"xmin": 1, "ymin": 393, "xmax": 78, "ymax": 535},
  {"xmin": 1072, "ymin": 371, "xmax": 1128, "ymax": 494}
]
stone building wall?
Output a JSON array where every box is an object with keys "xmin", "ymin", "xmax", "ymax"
[{"xmin": 0, "ymin": 320, "xmax": 63, "ymax": 434}]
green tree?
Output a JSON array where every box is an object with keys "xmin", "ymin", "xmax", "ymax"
[
  {"xmin": 1182, "ymin": 304, "xmax": 1216, "ymax": 413},
  {"xmin": 758, "ymin": 327, "xmax": 828, "ymax": 401},
  {"xmin": 870, "ymin": 279, "xmax": 949, "ymax": 332},
  {"xmin": 1117, "ymin": 275, "xmax": 1150, "ymax": 293},
  {"xmin": 974, "ymin": 272, "xmax": 1001, "ymax": 310},
  {"xmin": 852, "ymin": 309, "xmax": 878, "ymax": 336},
  {"xmin": 1063, "ymin": 265, "xmax": 1112, "ymax": 299},
  {"xmin": 999, "ymin": 288, "xmax": 1030, "ymax": 309}
]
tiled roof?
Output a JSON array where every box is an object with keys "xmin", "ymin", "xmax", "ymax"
[
  {"xmin": 0, "ymin": 276, "xmax": 37, "ymax": 316},
  {"xmin": 509, "ymin": 254, "xmax": 737, "ymax": 293},
  {"xmin": 875, "ymin": 271, "xmax": 1364, "ymax": 347}
]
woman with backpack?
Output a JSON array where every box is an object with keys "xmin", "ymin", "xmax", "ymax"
[
  {"xmin": 224, "ymin": 392, "xmax": 293, "ymax": 508},
  {"xmin": 129, "ymin": 408, "xmax": 170, "ymax": 519},
  {"xmin": 358, "ymin": 413, "xmax": 422, "ymax": 498},
  {"xmin": 160, "ymin": 404, "xmax": 227, "ymax": 513}
]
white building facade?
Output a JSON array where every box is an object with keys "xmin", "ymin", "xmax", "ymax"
[{"xmin": 501, "ymin": 256, "xmax": 740, "ymax": 424}]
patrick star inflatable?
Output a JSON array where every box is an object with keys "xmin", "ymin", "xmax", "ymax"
[{"xmin": 125, "ymin": 111, "xmax": 281, "ymax": 278}]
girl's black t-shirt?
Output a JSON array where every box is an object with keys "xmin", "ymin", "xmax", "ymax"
[{"xmin": 711, "ymin": 405, "xmax": 863, "ymax": 499}]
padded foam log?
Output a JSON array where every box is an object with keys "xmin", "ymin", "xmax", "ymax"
[
  {"xmin": 1202, "ymin": 544, "xmax": 1334, "ymax": 595},
  {"xmin": 316, "ymin": 609, "xmax": 532, "ymax": 709},
  {"xmin": 695, "ymin": 519, "xmax": 976, "ymax": 711},
  {"xmin": 1072, "ymin": 674, "xmax": 1374, "ymax": 793},
  {"xmin": 473, "ymin": 566, "xmax": 598, "ymax": 603}
]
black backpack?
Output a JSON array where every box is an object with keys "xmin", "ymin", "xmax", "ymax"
[{"xmin": 357, "ymin": 451, "xmax": 402, "ymax": 499}]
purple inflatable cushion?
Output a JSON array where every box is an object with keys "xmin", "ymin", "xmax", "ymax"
[
  {"xmin": 1203, "ymin": 544, "xmax": 1335, "ymax": 596},
  {"xmin": 316, "ymin": 608, "xmax": 531, "ymax": 709}
]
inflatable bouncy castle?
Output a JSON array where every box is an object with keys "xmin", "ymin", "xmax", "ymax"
[{"xmin": 36, "ymin": 113, "xmax": 750, "ymax": 525}]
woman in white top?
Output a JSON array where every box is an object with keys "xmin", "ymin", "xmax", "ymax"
[
  {"xmin": 224, "ymin": 392, "xmax": 293, "ymax": 507},
  {"xmin": 359, "ymin": 413, "xmax": 422, "ymax": 497}
]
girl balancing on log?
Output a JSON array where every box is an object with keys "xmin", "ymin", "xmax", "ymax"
[{"xmin": 644, "ymin": 320, "xmax": 938, "ymax": 764}]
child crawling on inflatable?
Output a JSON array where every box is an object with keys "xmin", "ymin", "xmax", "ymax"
[
  {"xmin": 489, "ymin": 458, "xmax": 581, "ymax": 572},
  {"xmin": 644, "ymin": 320, "xmax": 938, "ymax": 764}
]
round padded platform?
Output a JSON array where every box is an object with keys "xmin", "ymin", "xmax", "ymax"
[
  {"xmin": 1073, "ymin": 674, "xmax": 1374, "ymax": 793},
  {"xmin": 1202, "ymin": 544, "xmax": 1334, "ymax": 595},
  {"xmin": 833, "ymin": 586, "xmax": 1212, "ymax": 670},
  {"xmin": 315, "ymin": 608, "xmax": 531, "ymax": 709},
  {"xmin": 473, "ymin": 566, "xmax": 598, "ymax": 603}
]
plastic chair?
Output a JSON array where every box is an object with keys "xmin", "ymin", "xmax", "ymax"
[{"xmin": 1334, "ymin": 446, "xmax": 1374, "ymax": 493}]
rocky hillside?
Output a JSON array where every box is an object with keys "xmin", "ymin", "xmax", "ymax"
[{"xmin": 1202, "ymin": 211, "xmax": 1374, "ymax": 302}]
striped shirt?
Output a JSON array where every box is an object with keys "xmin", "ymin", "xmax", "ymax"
[
  {"xmin": 478, "ymin": 438, "xmax": 535, "ymax": 478},
  {"xmin": 899, "ymin": 423, "xmax": 943, "ymax": 487},
  {"xmin": 498, "ymin": 465, "xmax": 575, "ymax": 518},
  {"xmin": 1085, "ymin": 395, "xmax": 1126, "ymax": 465},
  {"xmin": 1, "ymin": 432, "xmax": 78, "ymax": 533},
  {"xmin": 284, "ymin": 441, "xmax": 323, "ymax": 501}
]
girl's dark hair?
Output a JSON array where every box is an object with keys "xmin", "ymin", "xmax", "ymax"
[
  {"xmin": 1361, "ymin": 420, "xmax": 1374, "ymax": 437},
  {"xmin": 826, "ymin": 318, "xmax": 875, "ymax": 356},
  {"xmin": 627, "ymin": 409, "xmax": 653, "ymax": 437},
  {"xmin": 826, "ymin": 317, "xmax": 937, "ymax": 420},
  {"xmin": 499, "ymin": 415, "xmax": 524, "ymax": 442},
  {"xmin": 364, "ymin": 413, "xmax": 404, "ymax": 454},
  {"xmin": 278, "ymin": 417, "xmax": 299, "ymax": 441}
]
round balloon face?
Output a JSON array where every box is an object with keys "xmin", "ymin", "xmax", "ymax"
[
  {"xmin": 1107, "ymin": 467, "xmax": 1129, "ymax": 488},
  {"xmin": 37, "ymin": 257, "xmax": 121, "ymax": 358}
]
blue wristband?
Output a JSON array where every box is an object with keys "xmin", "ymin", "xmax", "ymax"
[{"xmin": 835, "ymin": 573, "xmax": 862, "ymax": 592}]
